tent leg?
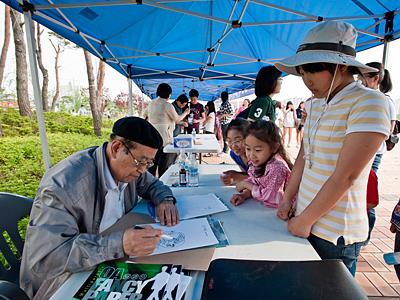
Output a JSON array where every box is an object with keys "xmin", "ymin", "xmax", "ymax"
[
  {"xmin": 128, "ymin": 77, "xmax": 133, "ymax": 116},
  {"xmin": 22, "ymin": 8, "xmax": 52, "ymax": 170},
  {"xmin": 382, "ymin": 40, "xmax": 390, "ymax": 67}
]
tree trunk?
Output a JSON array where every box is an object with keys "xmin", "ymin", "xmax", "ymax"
[
  {"xmin": 97, "ymin": 60, "xmax": 106, "ymax": 113},
  {"xmin": 0, "ymin": 6, "xmax": 11, "ymax": 89},
  {"xmin": 36, "ymin": 23, "xmax": 49, "ymax": 111},
  {"xmin": 0, "ymin": 122, "xmax": 3, "ymax": 137},
  {"xmin": 10, "ymin": 9, "xmax": 32, "ymax": 117},
  {"xmin": 83, "ymin": 49, "xmax": 101, "ymax": 136},
  {"xmin": 50, "ymin": 40, "xmax": 61, "ymax": 111}
]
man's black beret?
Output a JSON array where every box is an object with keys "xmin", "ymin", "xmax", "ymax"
[{"xmin": 112, "ymin": 117, "xmax": 163, "ymax": 149}]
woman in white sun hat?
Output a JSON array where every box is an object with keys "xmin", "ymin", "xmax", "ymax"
[{"xmin": 276, "ymin": 20, "xmax": 390, "ymax": 276}]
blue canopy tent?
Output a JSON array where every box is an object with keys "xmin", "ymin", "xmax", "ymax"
[{"xmin": 1, "ymin": 0, "xmax": 399, "ymax": 168}]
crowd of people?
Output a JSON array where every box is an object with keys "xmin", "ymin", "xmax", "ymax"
[{"xmin": 18, "ymin": 20, "xmax": 399, "ymax": 299}]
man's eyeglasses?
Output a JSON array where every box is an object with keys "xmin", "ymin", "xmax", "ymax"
[
  {"xmin": 120, "ymin": 141, "xmax": 154, "ymax": 168},
  {"xmin": 227, "ymin": 139, "xmax": 243, "ymax": 147}
]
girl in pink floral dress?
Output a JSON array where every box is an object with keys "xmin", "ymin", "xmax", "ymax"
[{"xmin": 230, "ymin": 120, "xmax": 293, "ymax": 208}]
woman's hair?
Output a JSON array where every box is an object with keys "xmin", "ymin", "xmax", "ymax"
[
  {"xmin": 156, "ymin": 83, "xmax": 172, "ymax": 99},
  {"xmin": 227, "ymin": 118, "xmax": 250, "ymax": 138},
  {"xmin": 365, "ymin": 62, "xmax": 393, "ymax": 93},
  {"xmin": 221, "ymin": 91, "xmax": 229, "ymax": 102},
  {"xmin": 205, "ymin": 101, "xmax": 216, "ymax": 115},
  {"xmin": 295, "ymin": 63, "xmax": 361, "ymax": 76},
  {"xmin": 275, "ymin": 101, "xmax": 282, "ymax": 109},
  {"xmin": 246, "ymin": 120, "xmax": 293, "ymax": 177},
  {"xmin": 255, "ymin": 66, "xmax": 282, "ymax": 97},
  {"xmin": 286, "ymin": 101, "xmax": 293, "ymax": 110},
  {"xmin": 297, "ymin": 101, "xmax": 304, "ymax": 109}
]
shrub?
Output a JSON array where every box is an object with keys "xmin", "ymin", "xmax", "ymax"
[{"xmin": 0, "ymin": 108, "xmax": 113, "ymax": 137}]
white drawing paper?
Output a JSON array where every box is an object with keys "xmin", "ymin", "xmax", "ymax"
[
  {"xmin": 137, "ymin": 218, "xmax": 218, "ymax": 256},
  {"xmin": 157, "ymin": 193, "xmax": 229, "ymax": 222}
]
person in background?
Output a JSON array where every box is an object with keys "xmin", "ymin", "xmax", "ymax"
[
  {"xmin": 234, "ymin": 98, "xmax": 250, "ymax": 119},
  {"xmin": 390, "ymin": 198, "xmax": 400, "ymax": 281},
  {"xmin": 186, "ymin": 89, "xmax": 205, "ymax": 134},
  {"xmin": 217, "ymin": 91, "xmax": 234, "ymax": 153},
  {"xmin": 275, "ymin": 101, "xmax": 284, "ymax": 132},
  {"xmin": 204, "ymin": 101, "xmax": 217, "ymax": 134},
  {"xmin": 230, "ymin": 120, "xmax": 293, "ymax": 208},
  {"xmin": 143, "ymin": 83, "xmax": 190, "ymax": 177},
  {"xmin": 359, "ymin": 62, "xmax": 396, "ymax": 172},
  {"xmin": 220, "ymin": 118, "xmax": 250, "ymax": 185},
  {"xmin": 77, "ymin": 104, "xmax": 87, "ymax": 116},
  {"xmin": 20, "ymin": 117, "xmax": 179, "ymax": 299},
  {"xmin": 275, "ymin": 21, "xmax": 390, "ymax": 276},
  {"xmin": 237, "ymin": 66, "xmax": 282, "ymax": 121},
  {"xmin": 295, "ymin": 101, "xmax": 307, "ymax": 148},
  {"xmin": 358, "ymin": 62, "xmax": 396, "ymax": 246},
  {"xmin": 172, "ymin": 94, "xmax": 189, "ymax": 137},
  {"xmin": 282, "ymin": 101, "xmax": 296, "ymax": 147}
]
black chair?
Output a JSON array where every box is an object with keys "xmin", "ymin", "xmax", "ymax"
[
  {"xmin": 0, "ymin": 192, "xmax": 32, "ymax": 299},
  {"xmin": 0, "ymin": 280, "xmax": 29, "ymax": 300}
]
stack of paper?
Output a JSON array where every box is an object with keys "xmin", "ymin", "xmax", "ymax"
[
  {"xmin": 72, "ymin": 261, "xmax": 192, "ymax": 300},
  {"xmin": 157, "ymin": 193, "xmax": 229, "ymax": 221}
]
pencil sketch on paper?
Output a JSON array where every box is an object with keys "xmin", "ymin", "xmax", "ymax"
[{"xmin": 159, "ymin": 231, "xmax": 185, "ymax": 248}]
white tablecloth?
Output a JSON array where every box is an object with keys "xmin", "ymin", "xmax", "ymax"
[
  {"xmin": 163, "ymin": 134, "xmax": 220, "ymax": 154},
  {"xmin": 51, "ymin": 164, "xmax": 320, "ymax": 300}
]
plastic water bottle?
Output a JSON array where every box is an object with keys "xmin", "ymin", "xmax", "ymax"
[
  {"xmin": 192, "ymin": 128, "xmax": 196, "ymax": 140},
  {"xmin": 188, "ymin": 153, "xmax": 199, "ymax": 187},
  {"xmin": 178, "ymin": 149, "xmax": 187, "ymax": 186}
]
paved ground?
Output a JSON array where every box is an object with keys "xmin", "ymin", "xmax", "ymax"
[{"xmin": 202, "ymin": 140, "xmax": 400, "ymax": 299}]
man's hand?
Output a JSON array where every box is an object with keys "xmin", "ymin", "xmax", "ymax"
[
  {"xmin": 287, "ymin": 214, "xmax": 313, "ymax": 238},
  {"xmin": 156, "ymin": 201, "xmax": 179, "ymax": 226},
  {"xmin": 122, "ymin": 227, "xmax": 162, "ymax": 257}
]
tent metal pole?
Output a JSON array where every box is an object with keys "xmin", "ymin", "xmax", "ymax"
[
  {"xmin": 143, "ymin": 0, "xmax": 229, "ymax": 25},
  {"xmin": 36, "ymin": 0, "xmax": 203, "ymax": 10},
  {"xmin": 251, "ymin": 0, "xmax": 316, "ymax": 19},
  {"xmin": 382, "ymin": 40, "xmax": 390, "ymax": 68},
  {"xmin": 356, "ymin": 28, "xmax": 383, "ymax": 39},
  {"xmin": 22, "ymin": 8, "xmax": 52, "ymax": 170},
  {"xmin": 128, "ymin": 78, "xmax": 133, "ymax": 116},
  {"xmin": 141, "ymin": 92, "xmax": 144, "ymax": 117},
  {"xmin": 201, "ymin": 0, "xmax": 238, "ymax": 79}
]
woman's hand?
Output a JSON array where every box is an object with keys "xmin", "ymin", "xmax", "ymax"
[
  {"xmin": 288, "ymin": 214, "xmax": 313, "ymax": 238},
  {"xmin": 277, "ymin": 199, "xmax": 293, "ymax": 221}
]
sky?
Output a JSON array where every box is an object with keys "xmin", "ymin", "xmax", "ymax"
[{"xmin": 1, "ymin": 4, "xmax": 399, "ymax": 106}]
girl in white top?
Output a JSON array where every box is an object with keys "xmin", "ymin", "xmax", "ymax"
[
  {"xmin": 282, "ymin": 101, "xmax": 296, "ymax": 147},
  {"xmin": 275, "ymin": 21, "xmax": 390, "ymax": 276},
  {"xmin": 204, "ymin": 101, "xmax": 216, "ymax": 134}
]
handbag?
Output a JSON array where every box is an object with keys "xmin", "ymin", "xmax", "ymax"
[
  {"xmin": 386, "ymin": 120, "xmax": 400, "ymax": 151},
  {"xmin": 367, "ymin": 169, "xmax": 379, "ymax": 209}
]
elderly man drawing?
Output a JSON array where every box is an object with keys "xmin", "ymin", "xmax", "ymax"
[{"xmin": 20, "ymin": 117, "xmax": 179, "ymax": 299}]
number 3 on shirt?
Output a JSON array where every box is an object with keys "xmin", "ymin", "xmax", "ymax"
[{"xmin": 254, "ymin": 108, "xmax": 262, "ymax": 118}]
